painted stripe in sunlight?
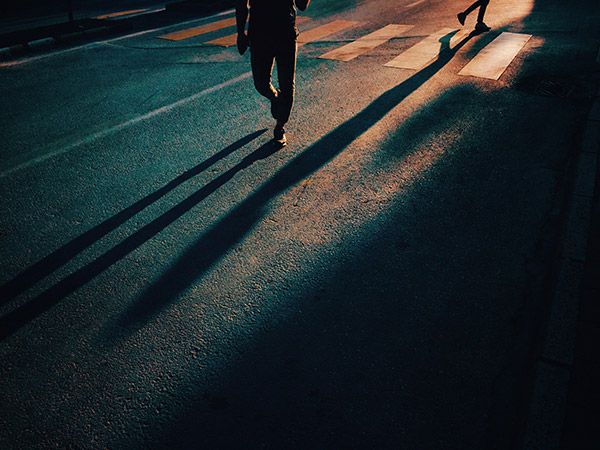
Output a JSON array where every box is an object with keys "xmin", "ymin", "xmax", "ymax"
[
  {"xmin": 95, "ymin": 9, "xmax": 149, "ymax": 19},
  {"xmin": 458, "ymin": 32, "xmax": 532, "ymax": 80},
  {"xmin": 158, "ymin": 17, "xmax": 237, "ymax": 41},
  {"xmin": 385, "ymin": 28, "xmax": 471, "ymax": 70},
  {"xmin": 297, "ymin": 19, "xmax": 358, "ymax": 46},
  {"xmin": 0, "ymin": 9, "xmax": 235, "ymax": 68},
  {"xmin": 319, "ymin": 24, "xmax": 414, "ymax": 62},
  {"xmin": 406, "ymin": 0, "xmax": 427, "ymax": 8}
]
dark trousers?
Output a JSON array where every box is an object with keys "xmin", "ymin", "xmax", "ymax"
[
  {"xmin": 464, "ymin": 0, "xmax": 490, "ymax": 22},
  {"xmin": 250, "ymin": 38, "xmax": 297, "ymax": 127}
]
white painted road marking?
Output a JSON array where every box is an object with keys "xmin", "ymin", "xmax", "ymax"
[
  {"xmin": 96, "ymin": 9, "xmax": 149, "ymax": 19},
  {"xmin": 319, "ymin": 24, "xmax": 414, "ymax": 61},
  {"xmin": 297, "ymin": 19, "xmax": 359, "ymax": 46},
  {"xmin": 406, "ymin": 0, "xmax": 427, "ymax": 8},
  {"xmin": 205, "ymin": 33, "xmax": 238, "ymax": 47},
  {"xmin": 95, "ymin": 8, "xmax": 165, "ymax": 20},
  {"xmin": 0, "ymin": 27, "xmax": 166, "ymax": 68},
  {"xmin": 0, "ymin": 9, "xmax": 235, "ymax": 68},
  {"xmin": 0, "ymin": 72, "xmax": 252, "ymax": 178},
  {"xmin": 458, "ymin": 32, "xmax": 532, "ymax": 80},
  {"xmin": 385, "ymin": 28, "xmax": 471, "ymax": 69}
]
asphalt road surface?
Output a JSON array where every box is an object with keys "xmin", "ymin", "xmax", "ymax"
[{"xmin": 1, "ymin": 0, "xmax": 599, "ymax": 449}]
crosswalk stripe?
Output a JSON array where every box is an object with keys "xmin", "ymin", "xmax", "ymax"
[
  {"xmin": 384, "ymin": 28, "xmax": 471, "ymax": 69},
  {"xmin": 96, "ymin": 9, "xmax": 149, "ymax": 19},
  {"xmin": 154, "ymin": 17, "xmax": 533, "ymax": 82},
  {"xmin": 206, "ymin": 16, "xmax": 311, "ymax": 47},
  {"xmin": 458, "ymin": 32, "xmax": 532, "ymax": 80},
  {"xmin": 319, "ymin": 24, "xmax": 414, "ymax": 61},
  {"xmin": 406, "ymin": 0, "xmax": 427, "ymax": 7},
  {"xmin": 297, "ymin": 19, "xmax": 358, "ymax": 46},
  {"xmin": 158, "ymin": 17, "xmax": 236, "ymax": 41},
  {"xmin": 205, "ymin": 33, "xmax": 238, "ymax": 47}
]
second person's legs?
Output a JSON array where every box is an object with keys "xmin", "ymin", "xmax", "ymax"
[
  {"xmin": 476, "ymin": 0, "xmax": 490, "ymax": 23},
  {"xmin": 458, "ymin": 0, "xmax": 490, "ymax": 31},
  {"xmin": 463, "ymin": 0, "xmax": 485, "ymax": 16}
]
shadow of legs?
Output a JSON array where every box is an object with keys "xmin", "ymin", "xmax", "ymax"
[
  {"xmin": 111, "ymin": 32, "xmax": 476, "ymax": 339},
  {"xmin": 0, "ymin": 130, "xmax": 269, "ymax": 341},
  {"xmin": 0, "ymin": 129, "xmax": 266, "ymax": 306}
]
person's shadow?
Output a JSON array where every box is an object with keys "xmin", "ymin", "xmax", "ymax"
[
  {"xmin": 0, "ymin": 129, "xmax": 268, "ymax": 340},
  {"xmin": 109, "ymin": 29, "xmax": 476, "ymax": 338},
  {"xmin": 0, "ymin": 30, "xmax": 475, "ymax": 342}
]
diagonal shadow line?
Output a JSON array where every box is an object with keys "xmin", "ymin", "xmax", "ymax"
[
  {"xmin": 439, "ymin": 29, "xmax": 458, "ymax": 52},
  {"xmin": 110, "ymin": 31, "xmax": 477, "ymax": 338},
  {"xmin": 0, "ymin": 129, "xmax": 266, "ymax": 306},
  {"xmin": 0, "ymin": 136, "xmax": 280, "ymax": 341}
]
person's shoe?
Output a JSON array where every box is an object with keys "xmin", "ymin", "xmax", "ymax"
[
  {"xmin": 457, "ymin": 12, "xmax": 466, "ymax": 26},
  {"xmin": 475, "ymin": 22, "xmax": 491, "ymax": 32},
  {"xmin": 273, "ymin": 125, "xmax": 287, "ymax": 147},
  {"xmin": 270, "ymin": 89, "xmax": 282, "ymax": 120}
]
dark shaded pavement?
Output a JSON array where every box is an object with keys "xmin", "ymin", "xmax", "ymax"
[{"xmin": 1, "ymin": 1, "xmax": 599, "ymax": 449}]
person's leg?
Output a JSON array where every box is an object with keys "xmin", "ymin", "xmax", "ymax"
[
  {"xmin": 463, "ymin": 0, "xmax": 484, "ymax": 16},
  {"xmin": 458, "ymin": 0, "xmax": 482, "ymax": 25},
  {"xmin": 459, "ymin": 0, "xmax": 491, "ymax": 31},
  {"xmin": 250, "ymin": 43, "xmax": 277, "ymax": 102},
  {"xmin": 274, "ymin": 39, "xmax": 297, "ymax": 129},
  {"xmin": 473, "ymin": 0, "xmax": 490, "ymax": 31},
  {"xmin": 476, "ymin": 0, "xmax": 490, "ymax": 23}
]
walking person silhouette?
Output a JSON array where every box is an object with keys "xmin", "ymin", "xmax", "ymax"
[
  {"xmin": 236, "ymin": 0, "xmax": 311, "ymax": 147},
  {"xmin": 457, "ymin": 0, "xmax": 491, "ymax": 33}
]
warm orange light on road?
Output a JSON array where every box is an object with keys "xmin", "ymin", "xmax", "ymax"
[
  {"xmin": 96, "ymin": 9, "xmax": 149, "ymax": 19},
  {"xmin": 297, "ymin": 19, "xmax": 357, "ymax": 46},
  {"xmin": 320, "ymin": 24, "xmax": 414, "ymax": 61},
  {"xmin": 158, "ymin": 17, "xmax": 237, "ymax": 41}
]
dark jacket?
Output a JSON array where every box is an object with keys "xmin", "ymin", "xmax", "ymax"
[{"xmin": 248, "ymin": 0, "xmax": 298, "ymax": 43}]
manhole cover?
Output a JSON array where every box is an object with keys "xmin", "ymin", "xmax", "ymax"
[{"xmin": 534, "ymin": 79, "xmax": 575, "ymax": 98}]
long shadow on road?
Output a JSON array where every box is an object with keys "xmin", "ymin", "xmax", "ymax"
[
  {"xmin": 112, "ymin": 30, "xmax": 476, "ymax": 337},
  {"xmin": 0, "ymin": 129, "xmax": 267, "ymax": 340},
  {"xmin": 0, "ymin": 30, "xmax": 474, "ymax": 342},
  {"xmin": 0, "ymin": 129, "xmax": 266, "ymax": 307}
]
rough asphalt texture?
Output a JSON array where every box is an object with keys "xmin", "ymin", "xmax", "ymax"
[{"xmin": 1, "ymin": 0, "xmax": 599, "ymax": 449}]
